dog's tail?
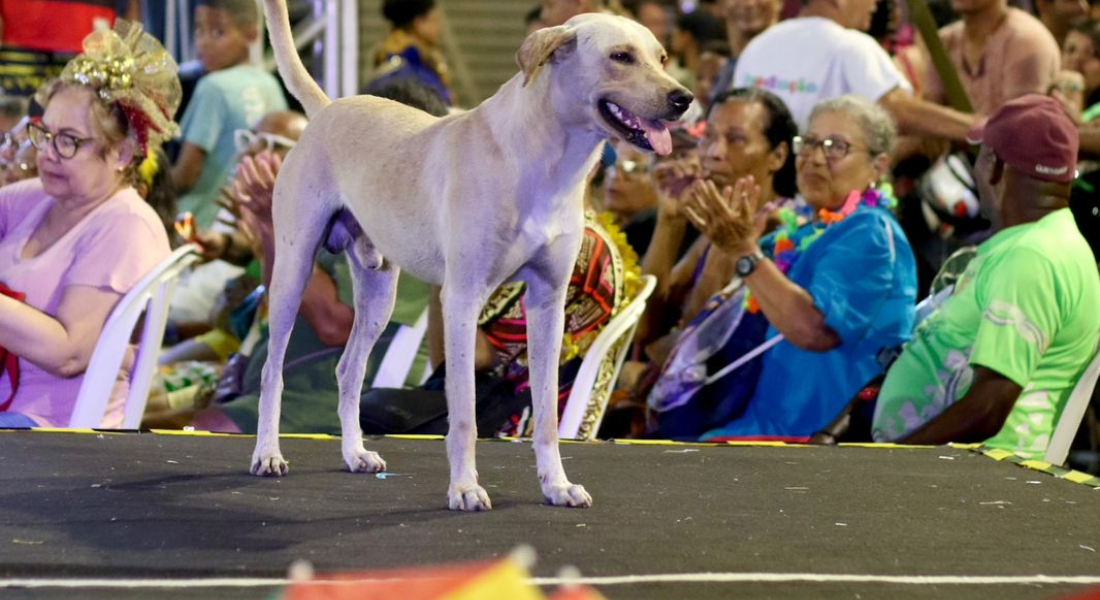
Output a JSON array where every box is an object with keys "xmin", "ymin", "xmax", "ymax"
[{"xmin": 262, "ymin": 0, "xmax": 331, "ymax": 117}]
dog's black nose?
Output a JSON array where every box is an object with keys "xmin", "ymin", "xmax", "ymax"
[{"xmin": 668, "ymin": 89, "xmax": 694, "ymax": 115}]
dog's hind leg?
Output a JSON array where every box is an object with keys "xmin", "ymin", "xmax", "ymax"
[
  {"xmin": 334, "ymin": 233, "xmax": 397, "ymax": 474},
  {"xmin": 524, "ymin": 240, "xmax": 592, "ymax": 508},
  {"xmin": 442, "ymin": 283, "xmax": 493, "ymax": 511}
]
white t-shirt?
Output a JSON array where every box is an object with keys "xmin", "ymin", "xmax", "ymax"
[{"xmin": 732, "ymin": 17, "xmax": 911, "ymax": 129}]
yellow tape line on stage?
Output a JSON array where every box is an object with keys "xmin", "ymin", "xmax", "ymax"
[
  {"xmin": 972, "ymin": 445, "xmax": 1100, "ymax": 488},
  {"xmin": 976, "ymin": 448, "xmax": 1017, "ymax": 461},
  {"xmin": 6, "ymin": 429, "xmax": 1097, "ymax": 489},
  {"xmin": 838, "ymin": 442, "xmax": 930, "ymax": 449},
  {"xmin": 1065, "ymin": 470, "xmax": 1096, "ymax": 484},
  {"xmin": 151, "ymin": 429, "xmax": 239, "ymax": 438},
  {"xmin": 31, "ymin": 427, "xmax": 106, "ymax": 435},
  {"xmin": 613, "ymin": 438, "xmax": 709, "ymax": 446},
  {"xmin": 1020, "ymin": 459, "xmax": 1053, "ymax": 470},
  {"xmin": 0, "ymin": 428, "xmax": 945, "ymax": 452},
  {"xmin": 279, "ymin": 433, "xmax": 341, "ymax": 440}
]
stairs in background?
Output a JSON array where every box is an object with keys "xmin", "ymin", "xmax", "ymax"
[
  {"xmin": 357, "ymin": 0, "xmax": 530, "ymax": 107},
  {"xmin": 440, "ymin": 0, "xmax": 531, "ymax": 105},
  {"xmin": 357, "ymin": 0, "xmax": 386, "ymax": 87}
]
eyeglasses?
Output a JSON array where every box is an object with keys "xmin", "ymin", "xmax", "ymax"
[
  {"xmin": 234, "ymin": 129, "xmax": 297, "ymax": 154},
  {"xmin": 607, "ymin": 159, "xmax": 649, "ymax": 179},
  {"xmin": 26, "ymin": 121, "xmax": 95, "ymax": 160},
  {"xmin": 0, "ymin": 160, "xmax": 35, "ymax": 177},
  {"xmin": 1051, "ymin": 80, "xmax": 1084, "ymax": 94},
  {"xmin": 792, "ymin": 135, "xmax": 865, "ymax": 162}
]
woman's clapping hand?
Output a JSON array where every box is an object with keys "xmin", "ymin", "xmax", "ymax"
[
  {"xmin": 652, "ymin": 159, "xmax": 701, "ymax": 219},
  {"xmin": 231, "ymin": 151, "xmax": 282, "ymax": 253},
  {"xmin": 682, "ymin": 175, "xmax": 767, "ymax": 255}
]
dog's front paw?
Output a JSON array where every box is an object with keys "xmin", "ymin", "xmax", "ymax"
[
  {"xmin": 251, "ymin": 453, "xmax": 289, "ymax": 477},
  {"xmin": 543, "ymin": 483, "xmax": 592, "ymax": 508},
  {"xmin": 344, "ymin": 449, "xmax": 386, "ymax": 473},
  {"xmin": 448, "ymin": 485, "xmax": 492, "ymax": 512}
]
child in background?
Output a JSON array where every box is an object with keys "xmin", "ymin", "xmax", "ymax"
[{"xmin": 171, "ymin": 0, "xmax": 287, "ymax": 230}]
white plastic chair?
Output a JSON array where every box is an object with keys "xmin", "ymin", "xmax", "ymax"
[
  {"xmin": 559, "ymin": 274, "xmax": 657, "ymax": 441},
  {"xmin": 1043, "ymin": 335, "xmax": 1100, "ymax": 466},
  {"xmin": 914, "ymin": 285, "xmax": 954, "ymax": 326},
  {"xmin": 371, "ymin": 308, "xmax": 431, "ymax": 388},
  {"xmin": 68, "ymin": 245, "xmax": 200, "ymax": 429}
]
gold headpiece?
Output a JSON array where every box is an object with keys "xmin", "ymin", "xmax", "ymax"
[{"xmin": 58, "ymin": 19, "xmax": 182, "ymax": 154}]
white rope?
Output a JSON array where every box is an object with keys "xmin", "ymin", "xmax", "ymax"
[
  {"xmin": 704, "ymin": 334, "xmax": 785, "ymax": 385},
  {"xmin": 6, "ymin": 572, "xmax": 1100, "ymax": 589}
]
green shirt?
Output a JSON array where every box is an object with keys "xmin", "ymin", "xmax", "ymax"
[
  {"xmin": 219, "ymin": 252, "xmax": 433, "ymax": 434},
  {"xmin": 873, "ymin": 209, "xmax": 1100, "ymax": 459},
  {"xmin": 177, "ymin": 65, "xmax": 287, "ymax": 229},
  {"xmin": 1082, "ymin": 102, "xmax": 1100, "ymax": 123}
]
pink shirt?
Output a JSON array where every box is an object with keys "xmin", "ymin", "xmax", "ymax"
[
  {"xmin": 0, "ymin": 179, "xmax": 170, "ymax": 427},
  {"xmin": 926, "ymin": 8, "xmax": 1060, "ymax": 116}
]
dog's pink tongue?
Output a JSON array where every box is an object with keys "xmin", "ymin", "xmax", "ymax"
[{"xmin": 641, "ymin": 119, "xmax": 673, "ymax": 156}]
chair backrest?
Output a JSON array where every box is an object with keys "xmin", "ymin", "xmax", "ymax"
[
  {"xmin": 559, "ymin": 274, "xmax": 657, "ymax": 441},
  {"xmin": 1043, "ymin": 334, "xmax": 1100, "ymax": 466},
  {"xmin": 914, "ymin": 285, "xmax": 954, "ymax": 327},
  {"xmin": 68, "ymin": 245, "xmax": 200, "ymax": 429},
  {"xmin": 371, "ymin": 309, "xmax": 431, "ymax": 389}
]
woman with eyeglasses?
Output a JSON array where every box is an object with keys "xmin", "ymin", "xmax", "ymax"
[
  {"xmin": 683, "ymin": 95, "xmax": 918, "ymax": 441},
  {"xmin": 603, "ymin": 140, "xmax": 662, "ymax": 257},
  {"xmin": 0, "ymin": 98, "xmax": 34, "ymax": 188},
  {"xmin": 605, "ymin": 88, "xmax": 799, "ymax": 439},
  {"xmin": 0, "ymin": 22, "xmax": 175, "ymax": 428},
  {"xmin": 0, "ymin": 116, "xmax": 38, "ymax": 188}
]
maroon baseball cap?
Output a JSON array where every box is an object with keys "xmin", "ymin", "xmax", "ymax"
[{"xmin": 966, "ymin": 94, "xmax": 1078, "ymax": 183}]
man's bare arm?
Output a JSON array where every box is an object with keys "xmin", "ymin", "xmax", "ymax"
[
  {"xmin": 879, "ymin": 87, "xmax": 977, "ymax": 142},
  {"xmin": 901, "ymin": 366, "xmax": 1022, "ymax": 445}
]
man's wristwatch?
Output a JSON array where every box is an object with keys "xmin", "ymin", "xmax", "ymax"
[{"xmin": 735, "ymin": 251, "xmax": 765, "ymax": 278}]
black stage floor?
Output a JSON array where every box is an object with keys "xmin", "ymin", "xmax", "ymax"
[{"xmin": 0, "ymin": 430, "xmax": 1098, "ymax": 599}]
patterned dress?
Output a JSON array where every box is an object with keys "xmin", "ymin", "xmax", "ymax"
[{"xmin": 482, "ymin": 213, "xmax": 640, "ymax": 436}]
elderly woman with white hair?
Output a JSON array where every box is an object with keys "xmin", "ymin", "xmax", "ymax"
[
  {"xmin": 0, "ymin": 21, "xmax": 175, "ymax": 428},
  {"xmin": 682, "ymin": 95, "xmax": 918, "ymax": 440}
]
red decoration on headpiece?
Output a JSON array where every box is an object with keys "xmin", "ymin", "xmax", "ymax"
[
  {"xmin": 54, "ymin": 20, "xmax": 182, "ymax": 154},
  {"xmin": 119, "ymin": 103, "xmax": 161, "ymax": 156}
]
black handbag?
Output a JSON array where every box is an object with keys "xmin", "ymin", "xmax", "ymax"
[{"xmin": 358, "ymin": 365, "xmax": 531, "ymax": 436}]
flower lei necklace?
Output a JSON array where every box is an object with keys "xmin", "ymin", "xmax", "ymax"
[{"xmin": 745, "ymin": 184, "xmax": 897, "ymax": 313}]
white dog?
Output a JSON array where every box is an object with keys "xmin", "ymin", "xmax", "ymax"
[{"xmin": 252, "ymin": 0, "xmax": 692, "ymax": 511}]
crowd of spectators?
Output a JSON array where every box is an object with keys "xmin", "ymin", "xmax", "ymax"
[{"xmin": 0, "ymin": 0, "xmax": 1098, "ymax": 466}]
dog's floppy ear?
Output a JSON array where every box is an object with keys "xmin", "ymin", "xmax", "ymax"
[{"xmin": 516, "ymin": 25, "xmax": 577, "ymax": 86}]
